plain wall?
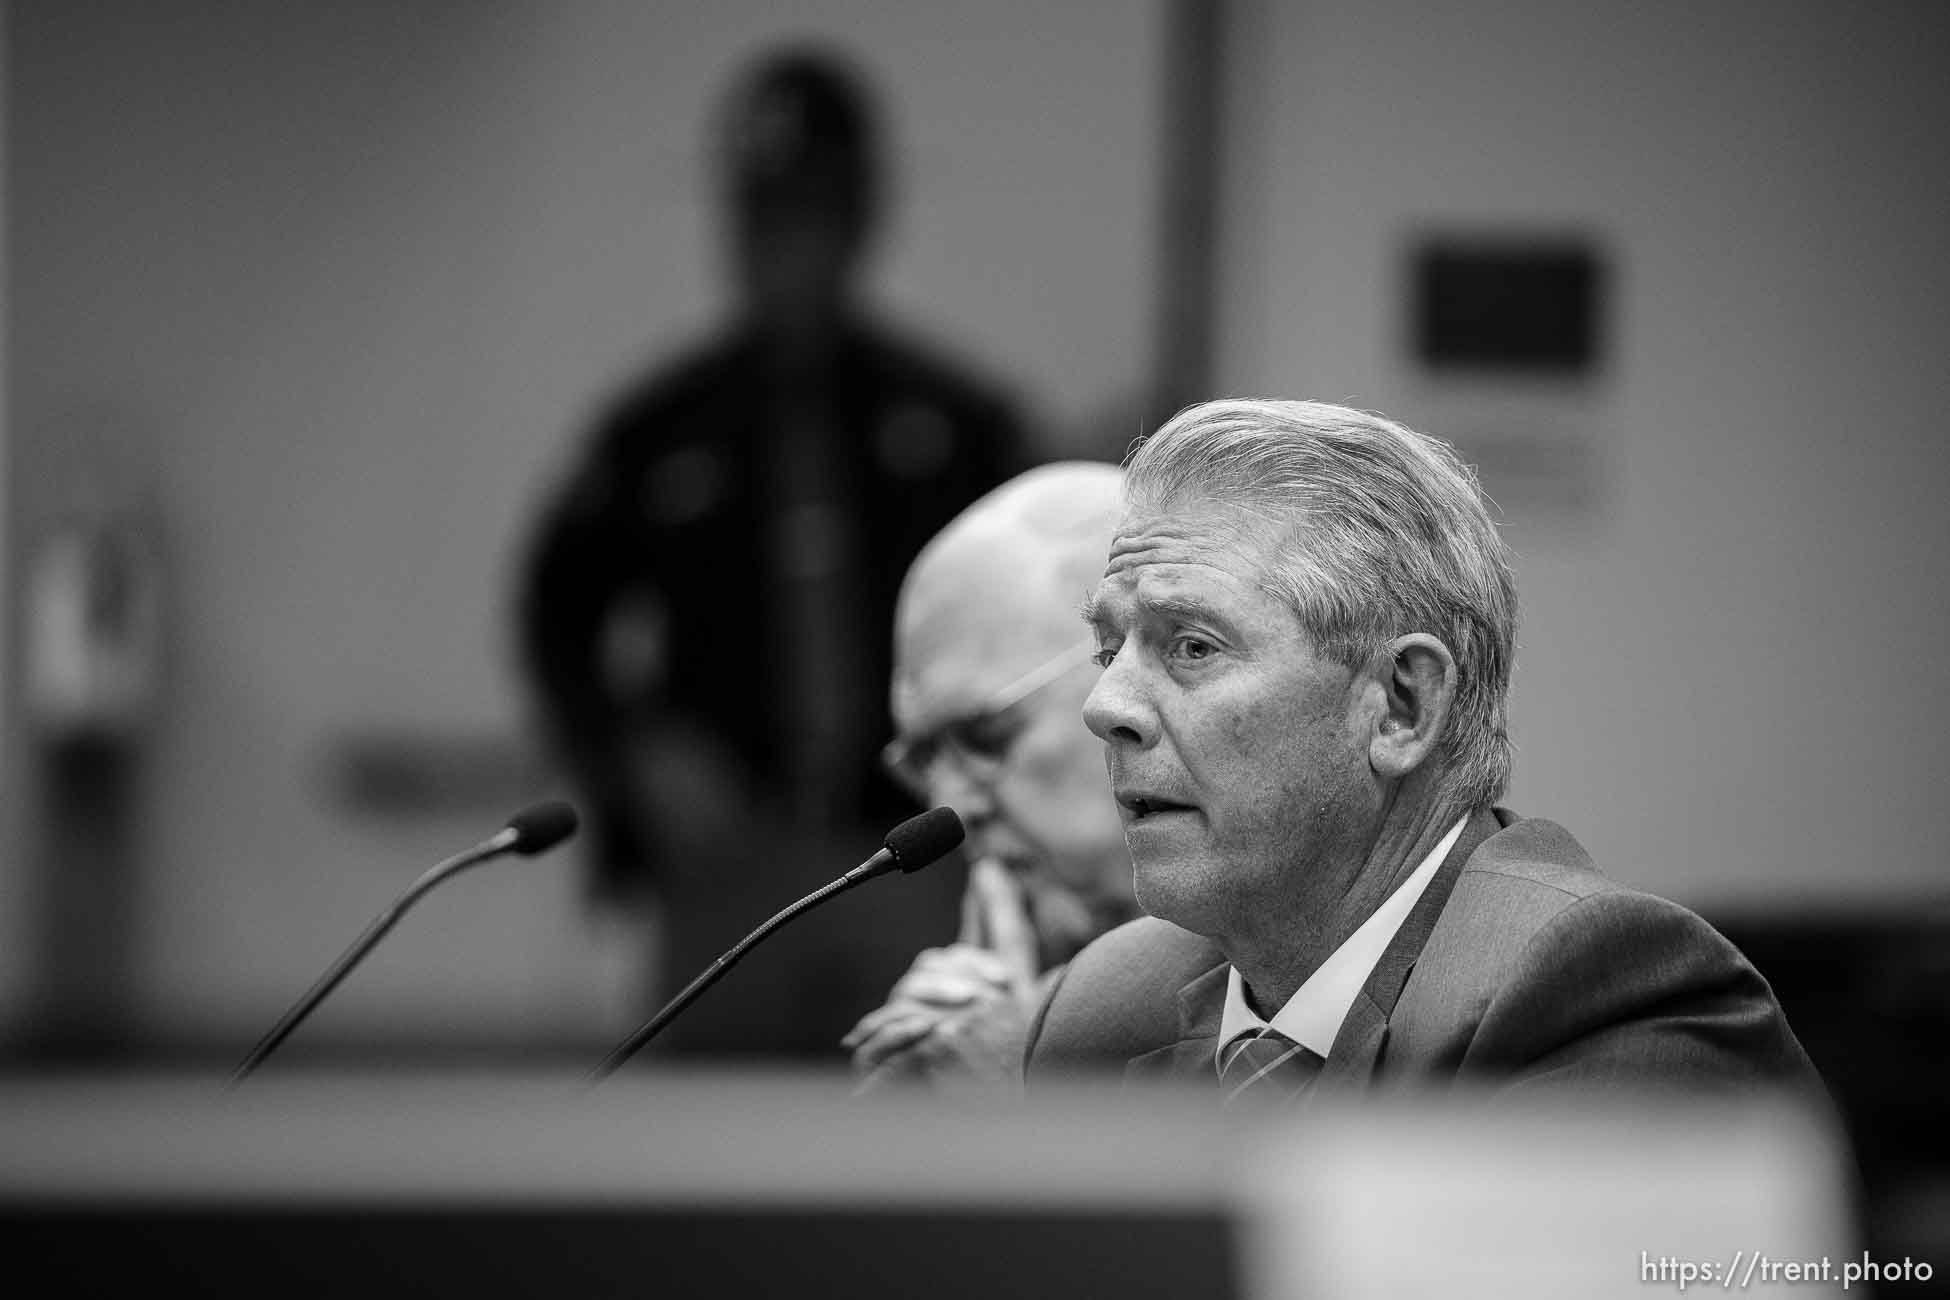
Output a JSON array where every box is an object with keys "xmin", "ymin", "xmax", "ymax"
[
  {"xmin": 1214, "ymin": 0, "xmax": 1950, "ymax": 908},
  {"xmin": 0, "ymin": 1, "xmax": 18, "ymax": 1034},
  {"xmin": 5, "ymin": 0, "xmax": 1162, "ymax": 1049}
]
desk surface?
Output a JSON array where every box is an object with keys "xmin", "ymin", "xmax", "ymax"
[{"xmin": 0, "ymin": 1070, "xmax": 1859, "ymax": 1299}]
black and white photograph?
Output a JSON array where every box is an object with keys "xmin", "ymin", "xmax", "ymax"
[{"xmin": 0, "ymin": 2, "xmax": 1945, "ymax": 1295}]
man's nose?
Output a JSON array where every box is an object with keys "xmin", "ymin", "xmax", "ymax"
[{"xmin": 1082, "ymin": 649, "xmax": 1156, "ymax": 748}]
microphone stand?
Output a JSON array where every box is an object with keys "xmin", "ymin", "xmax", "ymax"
[
  {"xmin": 586, "ymin": 856, "xmax": 890, "ymax": 1085},
  {"xmin": 227, "ymin": 827, "xmax": 518, "ymax": 1089}
]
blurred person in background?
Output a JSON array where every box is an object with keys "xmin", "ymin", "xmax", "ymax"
[
  {"xmin": 519, "ymin": 46, "xmax": 1026, "ymax": 1059},
  {"xmin": 1029, "ymin": 399, "xmax": 1821, "ymax": 1101},
  {"xmin": 844, "ymin": 463, "xmax": 1138, "ymax": 1091}
]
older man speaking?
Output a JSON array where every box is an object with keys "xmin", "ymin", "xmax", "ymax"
[
  {"xmin": 845, "ymin": 462, "xmax": 1137, "ymax": 1089},
  {"xmin": 1030, "ymin": 399, "xmax": 1818, "ymax": 1100}
]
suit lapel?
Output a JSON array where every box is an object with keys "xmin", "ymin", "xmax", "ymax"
[
  {"xmin": 1123, "ymin": 961, "xmax": 1228, "ymax": 1086},
  {"xmin": 1320, "ymin": 805, "xmax": 1508, "ymax": 1085},
  {"xmin": 1319, "ymin": 991, "xmax": 1390, "ymax": 1088}
]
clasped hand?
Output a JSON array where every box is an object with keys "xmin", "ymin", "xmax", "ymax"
[{"xmin": 842, "ymin": 857, "xmax": 1043, "ymax": 1091}]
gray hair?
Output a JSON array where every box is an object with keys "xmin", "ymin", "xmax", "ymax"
[{"xmin": 1125, "ymin": 399, "xmax": 1518, "ymax": 807}]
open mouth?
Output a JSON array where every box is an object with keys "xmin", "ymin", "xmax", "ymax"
[{"xmin": 1122, "ymin": 794, "xmax": 1197, "ymax": 819}]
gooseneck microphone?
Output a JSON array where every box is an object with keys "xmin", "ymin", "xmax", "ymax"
[
  {"xmin": 587, "ymin": 806, "xmax": 964, "ymax": 1084},
  {"xmin": 228, "ymin": 800, "xmax": 580, "ymax": 1088}
]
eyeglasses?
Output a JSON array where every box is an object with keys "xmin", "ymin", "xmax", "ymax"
[{"xmin": 881, "ymin": 641, "xmax": 1095, "ymax": 799}]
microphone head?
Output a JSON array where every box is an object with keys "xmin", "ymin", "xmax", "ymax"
[
  {"xmin": 505, "ymin": 801, "xmax": 580, "ymax": 856},
  {"xmin": 883, "ymin": 806, "xmax": 965, "ymax": 874}
]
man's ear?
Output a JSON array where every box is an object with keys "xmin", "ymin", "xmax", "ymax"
[{"xmin": 1368, "ymin": 634, "xmax": 1457, "ymax": 780}]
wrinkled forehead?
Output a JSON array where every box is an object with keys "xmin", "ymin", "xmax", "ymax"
[{"xmin": 1094, "ymin": 500, "xmax": 1279, "ymax": 595}]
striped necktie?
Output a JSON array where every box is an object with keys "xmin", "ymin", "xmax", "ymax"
[{"xmin": 1218, "ymin": 1028, "xmax": 1325, "ymax": 1108}]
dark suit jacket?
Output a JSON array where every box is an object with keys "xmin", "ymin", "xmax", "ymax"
[{"xmin": 1024, "ymin": 808, "xmax": 1821, "ymax": 1096}]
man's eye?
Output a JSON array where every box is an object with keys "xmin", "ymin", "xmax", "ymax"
[
  {"xmin": 1091, "ymin": 644, "xmax": 1120, "ymax": 669},
  {"xmin": 1170, "ymin": 636, "xmax": 1215, "ymax": 663},
  {"xmin": 954, "ymin": 712, "xmax": 1018, "ymax": 758}
]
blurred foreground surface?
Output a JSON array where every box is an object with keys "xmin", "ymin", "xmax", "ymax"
[{"xmin": 0, "ymin": 1070, "xmax": 1879, "ymax": 1298}]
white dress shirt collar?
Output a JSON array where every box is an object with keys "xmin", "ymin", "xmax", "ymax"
[{"xmin": 1216, "ymin": 816, "xmax": 1467, "ymax": 1065}]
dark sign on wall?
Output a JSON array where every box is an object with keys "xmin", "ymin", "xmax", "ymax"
[{"xmin": 1411, "ymin": 235, "xmax": 1605, "ymax": 376}]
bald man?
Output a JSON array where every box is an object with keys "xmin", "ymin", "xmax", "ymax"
[{"xmin": 843, "ymin": 463, "xmax": 1136, "ymax": 1090}]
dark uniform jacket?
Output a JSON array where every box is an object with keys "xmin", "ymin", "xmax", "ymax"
[{"xmin": 519, "ymin": 320, "xmax": 1024, "ymax": 1056}]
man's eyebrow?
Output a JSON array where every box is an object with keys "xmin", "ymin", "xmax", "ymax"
[
  {"xmin": 1077, "ymin": 589, "xmax": 1231, "ymax": 631},
  {"xmin": 1077, "ymin": 589, "xmax": 1107, "ymax": 629},
  {"xmin": 1138, "ymin": 593, "xmax": 1232, "ymax": 627}
]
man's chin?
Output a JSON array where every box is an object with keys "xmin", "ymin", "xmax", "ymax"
[{"xmin": 1130, "ymin": 857, "xmax": 1223, "ymax": 936}]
